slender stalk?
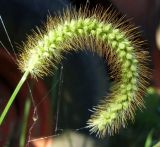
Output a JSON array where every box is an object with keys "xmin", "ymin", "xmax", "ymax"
[{"xmin": 0, "ymin": 70, "xmax": 30, "ymax": 125}]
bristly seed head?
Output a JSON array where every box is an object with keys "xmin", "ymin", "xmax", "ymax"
[{"xmin": 17, "ymin": 5, "xmax": 150, "ymax": 137}]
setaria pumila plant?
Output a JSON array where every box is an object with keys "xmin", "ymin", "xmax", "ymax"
[{"xmin": 0, "ymin": 6, "xmax": 150, "ymax": 137}]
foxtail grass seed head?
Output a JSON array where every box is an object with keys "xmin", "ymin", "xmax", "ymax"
[{"xmin": 17, "ymin": 6, "xmax": 149, "ymax": 137}]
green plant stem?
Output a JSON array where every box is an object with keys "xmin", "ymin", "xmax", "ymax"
[
  {"xmin": 19, "ymin": 98, "xmax": 31, "ymax": 147},
  {"xmin": 0, "ymin": 70, "xmax": 30, "ymax": 125}
]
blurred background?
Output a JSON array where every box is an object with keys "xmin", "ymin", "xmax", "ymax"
[{"xmin": 0, "ymin": 0, "xmax": 160, "ymax": 146}]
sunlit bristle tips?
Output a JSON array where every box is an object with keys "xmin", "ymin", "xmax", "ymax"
[{"xmin": 18, "ymin": 6, "xmax": 150, "ymax": 137}]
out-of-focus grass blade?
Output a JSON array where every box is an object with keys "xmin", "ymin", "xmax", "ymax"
[
  {"xmin": 19, "ymin": 98, "xmax": 31, "ymax": 147},
  {"xmin": 153, "ymin": 141, "xmax": 160, "ymax": 147},
  {"xmin": 145, "ymin": 130, "xmax": 154, "ymax": 147}
]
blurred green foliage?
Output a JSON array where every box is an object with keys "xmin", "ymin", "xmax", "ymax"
[{"xmin": 108, "ymin": 87, "xmax": 160, "ymax": 147}]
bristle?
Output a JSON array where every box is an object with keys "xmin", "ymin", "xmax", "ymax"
[{"xmin": 17, "ymin": 5, "xmax": 150, "ymax": 137}]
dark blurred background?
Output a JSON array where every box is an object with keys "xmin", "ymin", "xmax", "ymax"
[{"xmin": 0, "ymin": 0, "xmax": 160, "ymax": 146}]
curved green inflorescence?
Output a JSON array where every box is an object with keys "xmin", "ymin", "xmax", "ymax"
[{"xmin": 1, "ymin": 7, "xmax": 149, "ymax": 137}]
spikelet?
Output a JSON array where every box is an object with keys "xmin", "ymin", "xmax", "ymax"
[{"xmin": 17, "ymin": 5, "xmax": 150, "ymax": 137}]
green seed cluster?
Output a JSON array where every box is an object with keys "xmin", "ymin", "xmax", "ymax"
[{"xmin": 19, "ymin": 16, "xmax": 144, "ymax": 137}]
